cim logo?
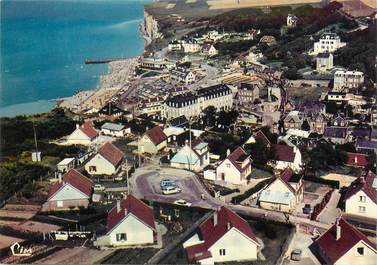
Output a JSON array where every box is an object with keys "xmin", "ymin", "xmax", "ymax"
[{"xmin": 10, "ymin": 242, "xmax": 33, "ymax": 257}]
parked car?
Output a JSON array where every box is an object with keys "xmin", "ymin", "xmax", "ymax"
[
  {"xmin": 303, "ymin": 204, "xmax": 312, "ymax": 214},
  {"xmin": 173, "ymin": 199, "xmax": 192, "ymax": 207},
  {"xmin": 93, "ymin": 184, "xmax": 105, "ymax": 191},
  {"xmin": 162, "ymin": 186, "xmax": 181, "ymax": 195},
  {"xmin": 291, "ymin": 249, "xmax": 302, "ymax": 261},
  {"xmin": 160, "ymin": 179, "xmax": 176, "ymax": 188}
]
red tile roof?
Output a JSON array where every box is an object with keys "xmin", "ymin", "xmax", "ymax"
[
  {"xmin": 186, "ymin": 207, "xmax": 258, "ymax": 262},
  {"xmin": 254, "ymin": 130, "xmax": 271, "ymax": 146},
  {"xmin": 185, "ymin": 243, "xmax": 212, "ymax": 262},
  {"xmin": 221, "ymin": 147, "xmax": 251, "ymax": 173},
  {"xmin": 315, "ymin": 218, "xmax": 376, "ymax": 264},
  {"xmin": 98, "ymin": 142, "xmax": 124, "ymax": 167},
  {"xmin": 106, "ymin": 195, "xmax": 156, "ymax": 233},
  {"xmin": 344, "ymin": 171, "xmax": 377, "ymax": 204},
  {"xmin": 48, "ymin": 169, "xmax": 92, "ymax": 200},
  {"xmin": 273, "ymin": 144, "xmax": 295, "ymax": 162},
  {"xmin": 145, "ymin": 126, "xmax": 167, "ymax": 145},
  {"xmin": 345, "ymin": 152, "xmax": 369, "ymax": 167},
  {"xmin": 80, "ymin": 121, "xmax": 98, "ymax": 139}
]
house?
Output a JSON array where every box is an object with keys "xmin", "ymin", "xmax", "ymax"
[
  {"xmin": 85, "ymin": 142, "xmax": 124, "ymax": 176},
  {"xmin": 168, "ymin": 39, "xmax": 182, "ymax": 51},
  {"xmin": 355, "ymin": 139, "xmax": 377, "ymax": 154},
  {"xmin": 236, "ymin": 83, "xmax": 260, "ymax": 105},
  {"xmin": 138, "ymin": 97, "xmax": 164, "ymax": 115},
  {"xmin": 57, "ymin": 157, "xmax": 76, "ymax": 173},
  {"xmin": 182, "ymin": 39, "xmax": 202, "ymax": 53},
  {"xmin": 333, "ymin": 70, "xmax": 364, "ymax": 92},
  {"xmin": 202, "ymin": 44, "xmax": 218, "ymax": 56},
  {"xmin": 95, "ymin": 195, "xmax": 156, "ymax": 247},
  {"xmin": 323, "ymin": 127, "xmax": 348, "ymax": 144},
  {"xmin": 101, "ymin": 122, "xmax": 131, "ymax": 137},
  {"xmin": 345, "ymin": 153, "xmax": 369, "ymax": 168},
  {"xmin": 258, "ymin": 168, "xmax": 304, "ymax": 213},
  {"xmin": 215, "ymin": 147, "xmax": 252, "ymax": 185},
  {"xmin": 313, "ymin": 218, "xmax": 377, "ymax": 265},
  {"xmin": 66, "ymin": 121, "xmax": 98, "ymax": 145},
  {"xmin": 42, "ymin": 169, "xmax": 92, "ymax": 211},
  {"xmin": 166, "ymin": 115, "xmax": 189, "ymax": 128},
  {"xmin": 332, "ymin": 115, "xmax": 348, "ymax": 127},
  {"xmin": 98, "ymin": 103, "xmax": 129, "ymax": 118},
  {"xmin": 284, "ymin": 110, "xmax": 305, "ymax": 130},
  {"xmin": 287, "ymin": 14, "xmax": 298, "ymax": 27},
  {"xmin": 316, "ymin": 52, "xmax": 333, "ymax": 72},
  {"xmin": 170, "ymin": 139, "xmax": 209, "ymax": 171},
  {"xmin": 313, "ymin": 33, "xmax": 346, "ymax": 55},
  {"xmin": 183, "ymin": 207, "xmax": 260, "ymax": 264},
  {"xmin": 343, "ymin": 171, "xmax": 377, "ymax": 219},
  {"xmin": 170, "ymin": 67, "xmax": 196, "ymax": 84},
  {"xmin": 272, "ymin": 144, "xmax": 302, "ymax": 172},
  {"xmin": 138, "ymin": 126, "xmax": 168, "ymax": 154}
]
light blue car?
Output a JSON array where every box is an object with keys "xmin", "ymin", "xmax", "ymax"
[{"xmin": 160, "ymin": 179, "xmax": 176, "ymax": 188}]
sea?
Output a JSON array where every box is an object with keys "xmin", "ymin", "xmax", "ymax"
[{"xmin": 0, "ymin": 0, "xmax": 150, "ymax": 117}]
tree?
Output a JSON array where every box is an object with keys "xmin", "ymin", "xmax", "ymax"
[{"xmin": 301, "ymin": 120, "xmax": 310, "ymax": 131}]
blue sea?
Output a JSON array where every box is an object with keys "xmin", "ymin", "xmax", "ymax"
[{"xmin": 0, "ymin": 0, "xmax": 150, "ymax": 117}]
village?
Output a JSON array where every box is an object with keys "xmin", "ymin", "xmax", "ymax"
[{"xmin": 0, "ymin": 1, "xmax": 376, "ymax": 265}]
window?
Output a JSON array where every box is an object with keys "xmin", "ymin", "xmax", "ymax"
[
  {"xmin": 357, "ymin": 247, "xmax": 364, "ymax": 256},
  {"xmin": 219, "ymin": 249, "xmax": 226, "ymax": 256},
  {"xmin": 57, "ymin": 201, "xmax": 63, "ymax": 207},
  {"xmin": 358, "ymin": 206, "xmax": 366, "ymax": 213},
  {"xmin": 89, "ymin": 166, "xmax": 97, "ymax": 172},
  {"xmin": 116, "ymin": 233, "xmax": 127, "ymax": 241},
  {"xmin": 359, "ymin": 196, "xmax": 366, "ymax": 202},
  {"xmin": 226, "ymin": 163, "xmax": 231, "ymax": 168}
]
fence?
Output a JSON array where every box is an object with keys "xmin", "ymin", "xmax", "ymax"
[{"xmin": 311, "ymin": 189, "xmax": 334, "ymax": 221}]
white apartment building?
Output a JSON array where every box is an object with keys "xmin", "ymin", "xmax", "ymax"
[
  {"xmin": 182, "ymin": 39, "xmax": 202, "ymax": 53},
  {"xmin": 333, "ymin": 70, "xmax": 364, "ymax": 92},
  {"xmin": 162, "ymin": 84, "xmax": 233, "ymax": 119},
  {"xmin": 316, "ymin": 52, "xmax": 333, "ymax": 72},
  {"xmin": 313, "ymin": 33, "xmax": 346, "ymax": 55}
]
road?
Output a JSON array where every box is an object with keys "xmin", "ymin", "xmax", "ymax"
[{"xmin": 130, "ymin": 165, "xmax": 331, "ymax": 231}]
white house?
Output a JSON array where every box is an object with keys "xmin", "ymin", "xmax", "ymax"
[
  {"xmin": 287, "ymin": 14, "xmax": 298, "ymax": 27},
  {"xmin": 170, "ymin": 68, "xmax": 196, "ymax": 84},
  {"xmin": 66, "ymin": 121, "xmax": 98, "ymax": 145},
  {"xmin": 215, "ymin": 147, "xmax": 252, "ymax": 185},
  {"xmin": 314, "ymin": 218, "xmax": 377, "ymax": 265},
  {"xmin": 57, "ymin": 157, "xmax": 76, "ymax": 173},
  {"xmin": 203, "ymin": 44, "xmax": 218, "ymax": 56},
  {"xmin": 344, "ymin": 171, "xmax": 377, "ymax": 219},
  {"xmin": 85, "ymin": 142, "xmax": 124, "ymax": 175},
  {"xmin": 95, "ymin": 195, "xmax": 156, "ymax": 247},
  {"xmin": 258, "ymin": 168, "xmax": 304, "ymax": 213},
  {"xmin": 333, "ymin": 70, "xmax": 364, "ymax": 92},
  {"xmin": 316, "ymin": 52, "xmax": 333, "ymax": 72},
  {"xmin": 272, "ymin": 144, "xmax": 302, "ymax": 172},
  {"xmin": 138, "ymin": 126, "xmax": 168, "ymax": 154},
  {"xmin": 182, "ymin": 39, "xmax": 202, "ymax": 53},
  {"xmin": 42, "ymin": 169, "xmax": 92, "ymax": 211},
  {"xmin": 101, "ymin": 122, "xmax": 131, "ymax": 137},
  {"xmin": 168, "ymin": 39, "xmax": 182, "ymax": 51},
  {"xmin": 183, "ymin": 207, "xmax": 260, "ymax": 264},
  {"xmin": 170, "ymin": 139, "xmax": 209, "ymax": 171},
  {"xmin": 313, "ymin": 33, "xmax": 346, "ymax": 55}
]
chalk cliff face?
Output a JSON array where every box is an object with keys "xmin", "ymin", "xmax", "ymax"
[{"xmin": 143, "ymin": 10, "xmax": 163, "ymax": 41}]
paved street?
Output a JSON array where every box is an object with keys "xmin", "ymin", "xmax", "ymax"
[{"xmin": 129, "ymin": 164, "xmax": 332, "ymax": 231}]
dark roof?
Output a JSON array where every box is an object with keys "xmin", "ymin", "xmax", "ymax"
[
  {"xmin": 273, "ymin": 144, "xmax": 295, "ymax": 162},
  {"xmin": 98, "ymin": 142, "xmax": 124, "ymax": 167},
  {"xmin": 351, "ymin": 127, "xmax": 371, "ymax": 139},
  {"xmin": 48, "ymin": 169, "xmax": 92, "ymax": 199},
  {"xmin": 222, "ymin": 147, "xmax": 251, "ymax": 173},
  {"xmin": 107, "ymin": 195, "xmax": 156, "ymax": 232},
  {"xmin": 323, "ymin": 127, "xmax": 347, "ymax": 139},
  {"xmin": 317, "ymin": 52, "xmax": 331, "ymax": 59},
  {"xmin": 98, "ymin": 103, "xmax": 126, "ymax": 116},
  {"xmin": 315, "ymin": 218, "xmax": 376, "ymax": 264},
  {"xmin": 167, "ymin": 115, "xmax": 189, "ymax": 127},
  {"xmin": 356, "ymin": 139, "xmax": 377, "ymax": 149},
  {"xmin": 240, "ymin": 82, "xmax": 257, "ymax": 91},
  {"xmin": 344, "ymin": 171, "xmax": 377, "ymax": 204},
  {"xmin": 197, "ymin": 84, "xmax": 231, "ymax": 99},
  {"xmin": 345, "ymin": 152, "xmax": 369, "ymax": 167},
  {"xmin": 254, "ymin": 130, "xmax": 271, "ymax": 146},
  {"xmin": 166, "ymin": 92, "xmax": 198, "ymax": 108},
  {"xmin": 187, "ymin": 207, "xmax": 258, "ymax": 262},
  {"xmin": 145, "ymin": 126, "xmax": 168, "ymax": 145}
]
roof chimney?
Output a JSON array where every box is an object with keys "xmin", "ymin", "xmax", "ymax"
[
  {"xmin": 227, "ymin": 222, "xmax": 231, "ymax": 230},
  {"xmin": 226, "ymin": 149, "xmax": 231, "ymax": 156},
  {"xmin": 335, "ymin": 218, "xmax": 341, "ymax": 240},
  {"xmin": 116, "ymin": 200, "xmax": 121, "ymax": 213},
  {"xmin": 58, "ymin": 174, "xmax": 62, "ymax": 183},
  {"xmin": 125, "ymin": 208, "xmax": 128, "ymax": 216},
  {"xmin": 213, "ymin": 212, "xmax": 218, "ymax": 226},
  {"xmin": 76, "ymin": 124, "xmax": 80, "ymax": 129}
]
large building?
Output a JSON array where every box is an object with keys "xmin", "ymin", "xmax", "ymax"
[
  {"xmin": 333, "ymin": 70, "xmax": 364, "ymax": 92},
  {"xmin": 313, "ymin": 33, "xmax": 346, "ymax": 55},
  {"xmin": 316, "ymin": 52, "xmax": 333, "ymax": 72},
  {"xmin": 162, "ymin": 84, "xmax": 233, "ymax": 119}
]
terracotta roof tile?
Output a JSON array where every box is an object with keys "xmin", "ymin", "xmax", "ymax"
[
  {"xmin": 221, "ymin": 147, "xmax": 251, "ymax": 173},
  {"xmin": 315, "ymin": 218, "xmax": 376, "ymax": 263},
  {"xmin": 48, "ymin": 169, "xmax": 92, "ymax": 200},
  {"xmin": 98, "ymin": 142, "xmax": 124, "ymax": 167},
  {"xmin": 107, "ymin": 195, "xmax": 156, "ymax": 232},
  {"xmin": 146, "ymin": 126, "xmax": 167, "ymax": 145},
  {"xmin": 80, "ymin": 121, "xmax": 98, "ymax": 139}
]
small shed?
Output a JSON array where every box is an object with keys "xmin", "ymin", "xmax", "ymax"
[{"xmin": 57, "ymin": 158, "xmax": 76, "ymax": 173}]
